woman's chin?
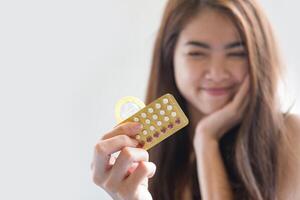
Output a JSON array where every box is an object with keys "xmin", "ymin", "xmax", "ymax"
[{"xmin": 198, "ymin": 101, "xmax": 228, "ymax": 115}]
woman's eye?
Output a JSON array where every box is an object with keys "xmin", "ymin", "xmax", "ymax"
[
  {"xmin": 187, "ymin": 52, "xmax": 206, "ymax": 57},
  {"xmin": 227, "ymin": 52, "xmax": 247, "ymax": 58}
]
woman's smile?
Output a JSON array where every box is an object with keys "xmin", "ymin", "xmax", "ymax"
[{"xmin": 201, "ymin": 86, "xmax": 234, "ymax": 96}]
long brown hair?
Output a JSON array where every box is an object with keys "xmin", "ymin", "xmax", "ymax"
[{"xmin": 144, "ymin": 0, "xmax": 287, "ymax": 199}]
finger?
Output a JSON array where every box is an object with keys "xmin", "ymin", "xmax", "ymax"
[
  {"xmin": 140, "ymin": 177, "xmax": 149, "ymax": 187},
  {"xmin": 125, "ymin": 161, "xmax": 156, "ymax": 190},
  {"xmin": 106, "ymin": 147, "xmax": 149, "ymax": 188},
  {"xmin": 101, "ymin": 122, "xmax": 142, "ymax": 140},
  {"xmin": 233, "ymin": 75, "xmax": 250, "ymax": 107},
  {"xmin": 93, "ymin": 135, "xmax": 139, "ymax": 177},
  {"xmin": 239, "ymin": 93, "xmax": 250, "ymax": 119},
  {"xmin": 225, "ymin": 75, "xmax": 249, "ymax": 114},
  {"xmin": 128, "ymin": 162, "xmax": 139, "ymax": 173},
  {"xmin": 125, "ymin": 162, "xmax": 139, "ymax": 178}
]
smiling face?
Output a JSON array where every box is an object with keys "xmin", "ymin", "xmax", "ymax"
[{"xmin": 174, "ymin": 7, "xmax": 249, "ymax": 115}]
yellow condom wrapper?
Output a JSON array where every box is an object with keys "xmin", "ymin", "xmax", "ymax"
[{"xmin": 115, "ymin": 96, "xmax": 146, "ymax": 123}]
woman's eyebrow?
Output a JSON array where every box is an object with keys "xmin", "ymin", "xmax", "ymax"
[
  {"xmin": 184, "ymin": 40, "xmax": 245, "ymax": 49},
  {"xmin": 184, "ymin": 41, "xmax": 210, "ymax": 49},
  {"xmin": 224, "ymin": 41, "xmax": 245, "ymax": 49}
]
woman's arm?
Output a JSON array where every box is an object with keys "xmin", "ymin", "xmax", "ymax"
[
  {"xmin": 192, "ymin": 76, "xmax": 250, "ymax": 199},
  {"xmin": 194, "ymin": 134, "xmax": 233, "ymax": 200},
  {"xmin": 277, "ymin": 114, "xmax": 300, "ymax": 199}
]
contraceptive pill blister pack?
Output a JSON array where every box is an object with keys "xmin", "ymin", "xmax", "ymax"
[{"xmin": 117, "ymin": 93, "xmax": 189, "ymax": 150}]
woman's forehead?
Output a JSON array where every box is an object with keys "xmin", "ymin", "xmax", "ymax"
[{"xmin": 179, "ymin": 8, "xmax": 242, "ymax": 47}]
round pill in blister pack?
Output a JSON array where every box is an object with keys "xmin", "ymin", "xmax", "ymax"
[
  {"xmin": 159, "ymin": 110, "xmax": 165, "ymax": 115},
  {"xmin": 162, "ymin": 98, "xmax": 169, "ymax": 104},
  {"xmin": 152, "ymin": 114, "xmax": 158, "ymax": 120},
  {"xmin": 155, "ymin": 103, "xmax": 161, "ymax": 109},
  {"xmin": 143, "ymin": 130, "xmax": 148, "ymax": 135},
  {"xmin": 148, "ymin": 108, "xmax": 154, "ymax": 113},
  {"xmin": 150, "ymin": 126, "xmax": 155, "ymax": 131}
]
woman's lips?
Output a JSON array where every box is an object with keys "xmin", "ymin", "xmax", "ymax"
[{"xmin": 201, "ymin": 87, "xmax": 233, "ymax": 96}]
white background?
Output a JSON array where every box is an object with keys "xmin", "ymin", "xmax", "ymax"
[{"xmin": 0, "ymin": 0, "xmax": 299, "ymax": 200}]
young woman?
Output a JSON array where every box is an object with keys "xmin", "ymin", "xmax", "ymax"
[{"xmin": 91, "ymin": 0, "xmax": 300, "ymax": 199}]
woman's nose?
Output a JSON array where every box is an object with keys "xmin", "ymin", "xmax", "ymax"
[{"xmin": 204, "ymin": 58, "xmax": 230, "ymax": 82}]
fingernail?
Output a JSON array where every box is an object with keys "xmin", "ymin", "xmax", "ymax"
[{"xmin": 134, "ymin": 140, "xmax": 139, "ymax": 147}]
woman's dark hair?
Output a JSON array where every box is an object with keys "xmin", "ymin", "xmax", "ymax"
[{"xmin": 144, "ymin": 0, "xmax": 288, "ymax": 199}]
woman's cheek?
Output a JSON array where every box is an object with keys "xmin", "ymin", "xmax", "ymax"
[
  {"xmin": 176, "ymin": 59, "xmax": 197, "ymax": 79},
  {"xmin": 184, "ymin": 68, "xmax": 203, "ymax": 89},
  {"xmin": 175, "ymin": 67, "xmax": 195, "ymax": 90},
  {"xmin": 231, "ymin": 64, "xmax": 249, "ymax": 83}
]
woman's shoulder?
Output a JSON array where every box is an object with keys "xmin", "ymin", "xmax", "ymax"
[
  {"xmin": 280, "ymin": 113, "xmax": 300, "ymax": 156},
  {"xmin": 282, "ymin": 113, "xmax": 300, "ymax": 153},
  {"xmin": 284, "ymin": 113, "xmax": 300, "ymax": 133},
  {"xmin": 282, "ymin": 113, "xmax": 300, "ymax": 163},
  {"xmin": 277, "ymin": 113, "xmax": 300, "ymax": 199}
]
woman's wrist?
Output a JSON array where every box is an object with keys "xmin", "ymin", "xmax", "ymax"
[{"xmin": 193, "ymin": 131, "xmax": 219, "ymax": 154}]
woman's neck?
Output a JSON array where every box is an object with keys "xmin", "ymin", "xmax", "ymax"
[{"xmin": 186, "ymin": 103, "xmax": 206, "ymax": 140}]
